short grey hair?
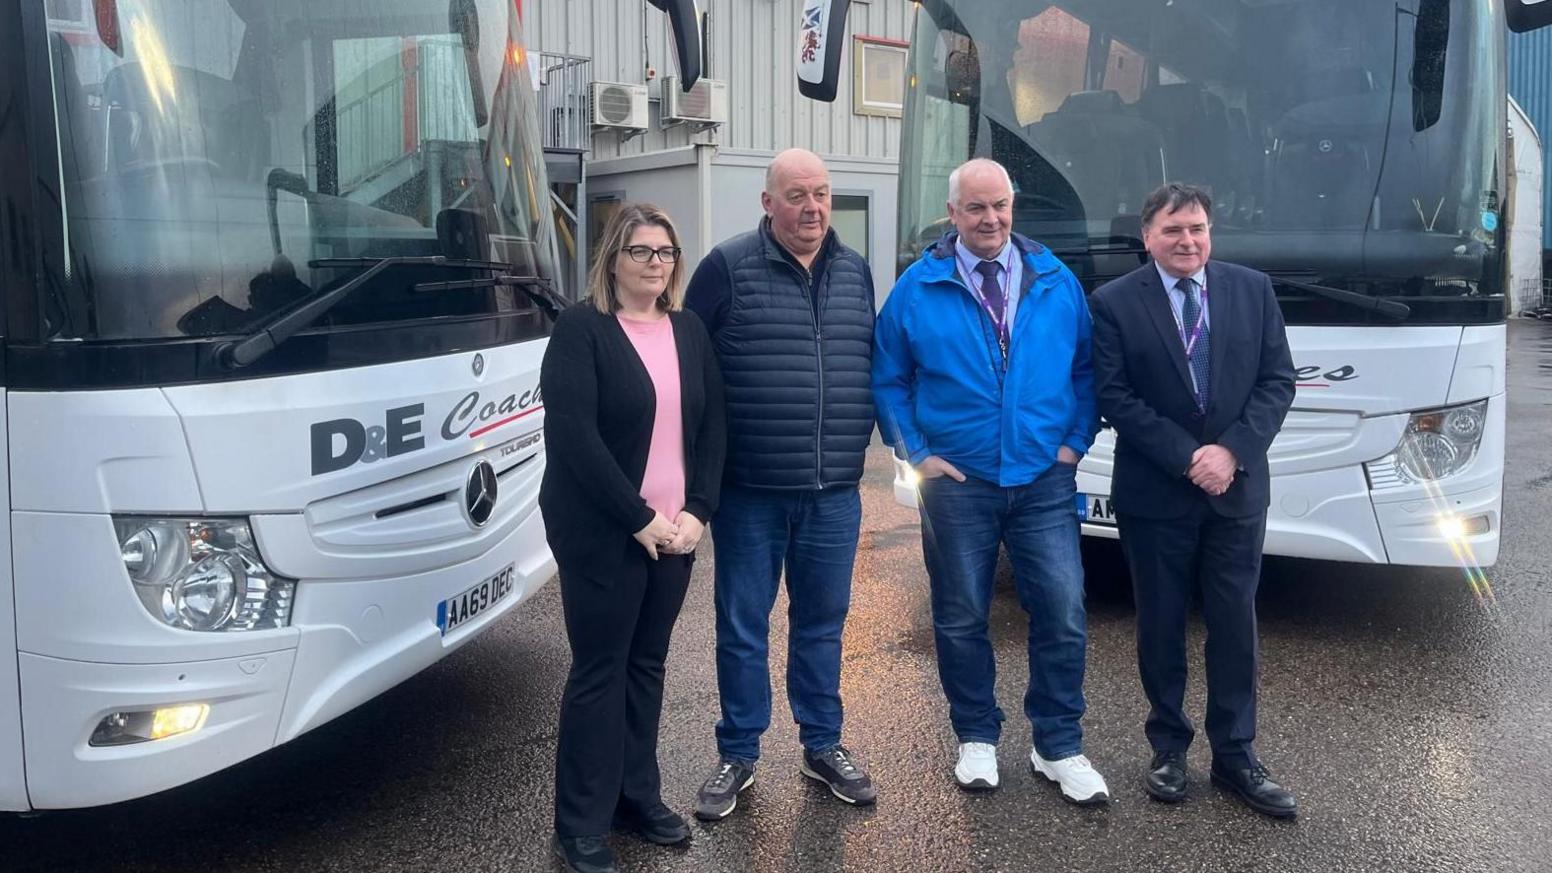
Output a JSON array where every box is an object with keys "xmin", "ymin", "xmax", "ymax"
[{"xmin": 948, "ymin": 158, "xmax": 1014, "ymax": 205}]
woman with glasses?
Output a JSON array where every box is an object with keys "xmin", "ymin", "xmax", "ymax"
[{"xmin": 539, "ymin": 203, "xmax": 726, "ymax": 873}]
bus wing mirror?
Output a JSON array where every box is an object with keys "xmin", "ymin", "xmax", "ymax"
[
  {"xmin": 796, "ymin": 0, "xmax": 851, "ymax": 102},
  {"xmin": 945, "ymin": 48, "xmax": 980, "ymax": 107},
  {"xmin": 1506, "ymin": 0, "xmax": 1552, "ymax": 33},
  {"xmin": 450, "ymin": 0, "xmax": 490, "ymax": 127},
  {"xmin": 645, "ymin": 0, "xmax": 704, "ymax": 88}
]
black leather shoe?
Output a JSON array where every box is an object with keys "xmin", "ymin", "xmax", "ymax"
[
  {"xmin": 613, "ymin": 801, "xmax": 691, "ymax": 845},
  {"xmin": 1210, "ymin": 761, "xmax": 1298, "ymax": 819},
  {"xmin": 551, "ymin": 834, "xmax": 617, "ymax": 873},
  {"xmin": 1145, "ymin": 750, "xmax": 1188, "ymax": 803}
]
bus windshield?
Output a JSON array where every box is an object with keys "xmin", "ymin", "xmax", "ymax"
[
  {"xmin": 39, "ymin": 0, "xmax": 556, "ymax": 342},
  {"xmin": 898, "ymin": 0, "xmax": 1506, "ymax": 325}
]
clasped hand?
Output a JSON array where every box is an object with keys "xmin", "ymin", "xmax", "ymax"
[
  {"xmin": 633, "ymin": 511, "xmax": 705, "ymax": 560},
  {"xmin": 1188, "ymin": 444, "xmax": 1237, "ymax": 496}
]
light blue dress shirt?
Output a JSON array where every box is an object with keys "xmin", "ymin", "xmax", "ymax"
[{"xmin": 956, "ymin": 237, "xmax": 1023, "ymax": 333}]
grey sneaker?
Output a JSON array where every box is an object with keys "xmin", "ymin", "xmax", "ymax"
[
  {"xmin": 693, "ymin": 758, "xmax": 756, "ymax": 821},
  {"xmin": 800, "ymin": 745, "xmax": 876, "ymax": 805}
]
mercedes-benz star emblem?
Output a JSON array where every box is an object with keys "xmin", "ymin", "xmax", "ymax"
[
  {"xmin": 472, "ymin": 353, "xmax": 485, "ymax": 377},
  {"xmin": 463, "ymin": 460, "xmax": 499, "ymax": 528}
]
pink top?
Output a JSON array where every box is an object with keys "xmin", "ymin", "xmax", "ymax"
[{"xmin": 617, "ymin": 314, "xmax": 686, "ymax": 519}]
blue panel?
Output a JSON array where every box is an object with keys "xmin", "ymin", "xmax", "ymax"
[{"xmin": 1509, "ymin": 27, "xmax": 1552, "ymax": 248}]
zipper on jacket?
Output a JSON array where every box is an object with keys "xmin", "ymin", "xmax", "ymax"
[
  {"xmin": 804, "ymin": 268, "xmax": 826, "ymax": 489},
  {"xmin": 779, "ymin": 258, "xmax": 828, "ymax": 489}
]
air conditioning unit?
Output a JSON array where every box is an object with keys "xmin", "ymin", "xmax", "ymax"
[
  {"xmin": 589, "ymin": 81, "xmax": 648, "ymax": 131},
  {"xmin": 660, "ymin": 76, "xmax": 729, "ymax": 126}
]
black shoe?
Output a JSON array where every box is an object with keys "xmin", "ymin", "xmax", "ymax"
[
  {"xmin": 800, "ymin": 745, "xmax": 877, "ymax": 806},
  {"xmin": 693, "ymin": 759, "xmax": 756, "ymax": 821},
  {"xmin": 1210, "ymin": 760, "xmax": 1298, "ymax": 819},
  {"xmin": 551, "ymin": 834, "xmax": 617, "ymax": 873},
  {"xmin": 1145, "ymin": 750, "xmax": 1189, "ymax": 803},
  {"xmin": 613, "ymin": 801, "xmax": 690, "ymax": 845}
]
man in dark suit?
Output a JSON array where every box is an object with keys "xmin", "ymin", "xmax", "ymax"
[{"xmin": 1089, "ymin": 183, "xmax": 1298, "ymax": 818}]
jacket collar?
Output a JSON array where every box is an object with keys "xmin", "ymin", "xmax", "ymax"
[
  {"xmin": 758, "ymin": 216, "xmax": 838, "ymax": 271},
  {"xmin": 926, "ymin": 230, "xmax": 1052, "ymax": 265},
  {"xmin": 921, "ymin": 230, "xmax": 1062, "ymax": 294}
]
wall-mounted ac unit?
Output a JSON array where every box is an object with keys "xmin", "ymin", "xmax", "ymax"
[
  {"xmin": 589, "ymin": 81, "xmax": 648, "ymax": 131},
  {"xmin": 660, "ymin": 77, "xmax": 728, "ymax": 126}
]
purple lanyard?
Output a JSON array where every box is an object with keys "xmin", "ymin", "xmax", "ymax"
[
  {"xmin": 1171, "ymin": 281, "xmax": 1208, "ymax": 359},
  {"xmin": 954, "ymin": 247, "xmax": 1013, "ymax": 348}
]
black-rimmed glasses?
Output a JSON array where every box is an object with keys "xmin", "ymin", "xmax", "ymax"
[{"xmin": 621, "ymin": 245, "xmax": 682, "ymax": 264}]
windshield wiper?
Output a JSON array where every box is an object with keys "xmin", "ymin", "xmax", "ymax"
[
  {"xmin": 1268, "ymin": 275, "xmax": 1411, "ymax": 321},
  {"xmin": 216, "ymin": 256, "xmax": 512, "ymax": 369},
  {"xmin": 413, "ymin": 273, "xmax": 568, "ymax": 319}
]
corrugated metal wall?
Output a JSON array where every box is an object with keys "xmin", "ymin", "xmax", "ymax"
[
  {"xmin": 1509, "ymin": 27, "xmax": 1552, "ymax": 249},
  {"xmin": 524, "ymin": 0, "xmax": 912, "ymax": 161}
]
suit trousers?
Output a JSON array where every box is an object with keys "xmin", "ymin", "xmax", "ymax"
[
  {"xmin": 1116, "ymin": 503, "xmax": 1265, "ymax": 769},
  {"xmin": 553, "ymin": 544, "xmax": 694, "ymax": 836}
]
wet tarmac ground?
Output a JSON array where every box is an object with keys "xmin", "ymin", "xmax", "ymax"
[{"xmin": 6, "ymin": 319, "xmax": 1552, "ymax": 872}]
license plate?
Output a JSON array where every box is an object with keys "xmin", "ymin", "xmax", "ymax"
[
  {"xmin": 437, "ymin": 563, "xmax": 516, "ymax": 635},
  {"xmin": 1083, "ymin": 494, "xmax": 1116, "ymax": 526}
]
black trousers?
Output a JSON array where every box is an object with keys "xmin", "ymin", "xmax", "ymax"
[
  {"xmin": 1116, "ymin": 504, "xmax": 1266, "ymax": 769},
  {"xmin": 553, "ymin": 544, "xmax": 694, "ymax": 837}
]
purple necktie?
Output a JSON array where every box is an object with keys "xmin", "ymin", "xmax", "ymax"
[{"xmin": 974, "ymin": 260, "xmax": 1007, "ymax": 346}]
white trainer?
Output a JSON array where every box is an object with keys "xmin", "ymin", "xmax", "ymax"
[
  {"xmin": 954, "ymin": 742, "xmax": 999, "ymax": 791},
  {"xmin": 1029, "ymin": 750, "xmax": 1110, "ymax": 805}
]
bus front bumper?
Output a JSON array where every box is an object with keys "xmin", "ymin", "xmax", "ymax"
[
  {"xmin": 895, "ymin": 459, "xmax": 1503, "ymax": 569},
  {"xmin": 14, "ymin": 508, "xmax": 553, "ymax": 810}
]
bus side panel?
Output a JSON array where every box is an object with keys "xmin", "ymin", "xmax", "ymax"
[{"xmin": 1, "ymin": 392, "xmax": 31, "ymax": 811}]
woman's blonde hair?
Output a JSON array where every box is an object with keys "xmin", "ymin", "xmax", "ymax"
[{"xmin": 587, "ymin": 202, "xmax": 686, "ymax": 314}]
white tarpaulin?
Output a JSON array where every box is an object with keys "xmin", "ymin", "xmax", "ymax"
[{"xmin": 1509, "ymin": 96, "xmax": 1544, "ymax": 312}]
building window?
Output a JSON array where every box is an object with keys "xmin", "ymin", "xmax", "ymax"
[
  {"xmin": 1008, "ymin": 7, "xmax": 1090, "ymax": 126},
  {"xmin": 46, "ymin": 0, "xmax": 95, "ymax": 32},
  {"xmin": 831, "ymin": 194, "xmax": 870, "ymax": 259},
  {"xmin": 854, "ymin": 37, "xmax": 908, "ymax": 118},
  {"xmin": 1103, "ymin": 38, "xmax": 1146, "ymax": 104},
  {"xmin": 587, "ymin": 194, "xmax": 625, "ymax": 272}
]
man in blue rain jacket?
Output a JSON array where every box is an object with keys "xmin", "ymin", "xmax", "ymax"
[{"xmin": 873, "ymin": 158, "xmax": 1106, "ymax": 804}]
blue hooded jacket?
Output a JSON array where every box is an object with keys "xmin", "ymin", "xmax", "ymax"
[{"xmin": 873, "ymin": 231, "xmax": 1098, "ymax": 487}]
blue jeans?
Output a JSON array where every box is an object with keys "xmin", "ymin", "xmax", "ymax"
[
  {"xmin": 712, "ymin": 484, "xmax": 862, "ymax": 763},
  {"xmin": 917, "ymin": 464, "xmax": 1088, "ymax": 759}
]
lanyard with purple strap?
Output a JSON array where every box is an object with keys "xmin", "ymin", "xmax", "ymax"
[
  {"xmin": 954, "ymin": 245, "xmax": 1014, "ymax": 359},
  {"xmin": 1168, "ymin": 276, "xmax": 1209, "ymax": 408}
]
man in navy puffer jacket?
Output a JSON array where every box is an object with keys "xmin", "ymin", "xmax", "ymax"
[{"xmin": 685, "ymin": 148, "xmax": 877, "ymax": 820}]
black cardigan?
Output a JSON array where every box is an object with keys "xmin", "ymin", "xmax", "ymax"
[{"xmin": 538, "ymin": 305, "xmax": 726, "ymax": 576}]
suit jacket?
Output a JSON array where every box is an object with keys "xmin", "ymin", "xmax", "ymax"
[
  {"xmin": 539, "ymin": 306, "xmax": 726, "ymax": 578},
  {"xmin": 1089, "ymin": 261, "xmax": 1295, "ymax": 519}
]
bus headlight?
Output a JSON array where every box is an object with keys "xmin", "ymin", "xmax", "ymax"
[
  {"xmin": 113, "ymin": 518, "xmax": 295, "ymax": 632},
  {"xmin": 1372, "ymin": 400, "xmax": 1488, "ymax": 484}
]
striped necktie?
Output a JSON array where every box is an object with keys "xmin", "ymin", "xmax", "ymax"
[{"xmin": 1178, "ymin": 277, "xmax": 1210, "ymax": 408}]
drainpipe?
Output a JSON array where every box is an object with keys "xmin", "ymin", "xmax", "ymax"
[{"xmin": 696, "ymin": 141, "xmax": 714, "ymax": 261}]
